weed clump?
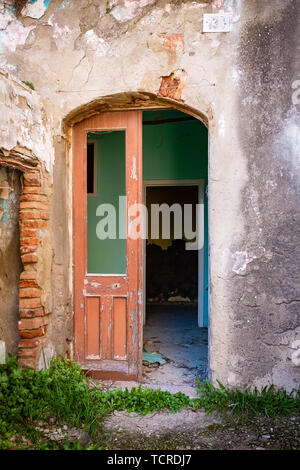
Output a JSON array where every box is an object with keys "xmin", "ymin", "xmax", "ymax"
[
  {"xmin": 22, "ymin": 80, "xmax": 35, "ymax": 90},
  {"xmin": 195, "ymin": 378, "xmax": 300, "ymax": 418},
  {"xmin": 0, "ymin": 355, "xmax": 299, "ymax": 449}
]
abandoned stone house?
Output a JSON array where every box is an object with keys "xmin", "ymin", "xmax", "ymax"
[{"xmin": 0, "ymin": 0, "xmax": 299, "ymax": 392}]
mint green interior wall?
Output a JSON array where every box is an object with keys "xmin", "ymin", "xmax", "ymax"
[
  {"xmin": 143, "ymin": 110, "xmax": 209, "ymax": 327},
  {"xmin": 87, "ymin": 131, "xmax": 126, "ymax": 274},
  {"xmin": 143, "ymin": 110, "xmax": 207, "ymax": 180}
]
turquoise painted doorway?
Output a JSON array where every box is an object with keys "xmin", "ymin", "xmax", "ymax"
[{"xmin": 142, "ymin": 109, "xmax": 209, "ymax": 327}]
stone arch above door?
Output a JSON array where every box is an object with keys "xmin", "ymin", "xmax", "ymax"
[{"xmin": 63, "ymin": 91, "xmax": 210, "ymax": 131}]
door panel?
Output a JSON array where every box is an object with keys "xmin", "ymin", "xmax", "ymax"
[
  {"xmin": 86, "ymin": 297, "xmax": 100, "ymax": 357},
  {"xmin": 73, "ymin": 111, "xmax": 143, "ymax": 380},
  {"xmin": 113, "ymin": 297, "xmax": 127, "ymax": 360}
]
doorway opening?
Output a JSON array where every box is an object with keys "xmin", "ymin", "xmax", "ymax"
[
  {"xmin": 72, "ymin": 104, "xmax": 209, "ymax": 383},
  {"xmin": 142, "ymin": 110, "xmax": 208, "ymax": 390}
]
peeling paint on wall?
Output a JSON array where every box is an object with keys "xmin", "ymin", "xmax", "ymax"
[
  {"xmin": 48, "ymin": 13, "xmax": 72, "ymax": 41},
  {"xmin": 84, "ymin": 29, "xmax": 109, "ymax": 57},
  {"xmin": 0, "ymin": 8, "xmax": 35, "ymax": 52},
  {"xmin": 158, "ymin": 69, "xmax": 187, "ymax": 101},
  {"xmin": 55, "ymin": 0, "xmax": 69, "ymax": 12},
  {"xmin": 0, "ymin": 72, "xmax": 54, "ymax": 174},
  {"xmin": 0, "ymin": 167, "xmax": 11, "ymax": 222},
  {"xmin": 22, "ymin": 0, "xmax": 52, "ymax": 19},
  {"xmin": 212, "ymin": 0, "xmax": 240, "ymax": 22},
  {"xmin": 157, "ymin": 34, "xmax": 184, "ymax": 53},
  {"xmin": 231, "ymin": 250, "xmax": 253, "ymax": 275},
  {"xmin": 110, "ymin": 0, "xmax": 155, "ymax": 23}
]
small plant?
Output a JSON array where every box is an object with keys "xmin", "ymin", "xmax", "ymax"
[
  {"xmin": 98, "ymin": 385, "xmax": 196, "ymax": 415},
  {"xmin": 0, "ymin": 355, "xmax": 105, "ymax": 444},
  {"xmin": 195, "ymin": 378, "xmax": 300, "ymax": 418},
  {"xmin": 22, "ymin": 80, "xmax": 35, "ymax": 90}
]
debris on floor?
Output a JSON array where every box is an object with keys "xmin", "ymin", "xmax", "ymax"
[
  {"xmin": 142, "ymin": 348, "xmax": 166, "ymax": 367},
  {"xmin": 167, "ymin": 296, "xmax": 191, "ymax": 302},
  {"xmin": 143, "ymin": 304, "xmax": 208, "ymax": 387}
]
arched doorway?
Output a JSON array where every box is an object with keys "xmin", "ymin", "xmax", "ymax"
[{"xmin": 71, "ymin": 95, "xmax": 209, "ymax": 382}]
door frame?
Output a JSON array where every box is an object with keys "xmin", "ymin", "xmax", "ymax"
[{"xmin": 143, "ymin": 179, "xmax": 205, "ymax": 328}]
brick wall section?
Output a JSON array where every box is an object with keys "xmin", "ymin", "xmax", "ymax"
[{"xmin": 18, "ymin": 170, "xmax": 50, "ymax": 368}]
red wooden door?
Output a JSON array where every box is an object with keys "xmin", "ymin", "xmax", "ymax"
[{"xmin": 73, "ymin": 111, "xmax": 143, "ymax": 380}]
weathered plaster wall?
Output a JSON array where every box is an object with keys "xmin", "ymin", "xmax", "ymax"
[
  {"xmin": 0, "ymin": 70, "xmax": 72, "ymax": 368},
  {"xmin": 0, "ymin": 0, "xmax": 299, "ymax": 390},
  {"xmin": 232, "ymin": 0, "xmax": 300, "ymax": 390},
  {"xmin": 0, "ymin": 70, "xmax": 54, "ymax": 172}
]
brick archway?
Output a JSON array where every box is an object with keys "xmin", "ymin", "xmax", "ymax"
[{"xmin": 0, "ymin": 149, "xmax": 50, "ymax": 368}]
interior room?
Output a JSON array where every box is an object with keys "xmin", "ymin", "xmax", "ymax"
[{"xmin": 142, "ymin": 109, "xmax": 209, "ymax": 387}]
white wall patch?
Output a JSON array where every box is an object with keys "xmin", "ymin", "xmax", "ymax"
[{"xmin": 203, "ymin": 13, "xmax": 232, "ymax": 33}]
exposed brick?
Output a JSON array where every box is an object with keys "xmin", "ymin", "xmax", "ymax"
[
  {"xmin": 20, "ymin": 271, "xmax": 37, "ymax": 281},
  {"xmin": 19, "ymin": 288, "xmax": 41, "ymax": 299},
  {"xmin": 21, "ymin": 253, "xmax": 38, "ymax": 264},
  {"xmin": 20, "ymin": 211, "xmax": 40, "ymax": 220},
  {"xmin": 19, "ymin": 338, "xmax": 43, "ymax": 349},
  {"xmin": 18, "ymin": 357, "xmax": 37, "ymax": 368},
  {"xmin": 20, "ymin": 211, "xmax": 47, "ymax": 220},
  {"xmin": 158, "ymin": 33, "xmax": 184, "ymax": 52},
  {"xmin": 20, "ymin": 194, "xmax": 48, "ymax": 203},
  {"xmin": 40, "ymin": 211, "xmax": 50, "ymax": 220},
  {"xmin": 20, "ymin": 238, "xmax": 40, "ymax": 246},
  {"xmin": 19, "ymin": 308, "xmax": 44, "ymax": 318},
  {"xmin": 20, "ymin": 246, "xmax": 37, "ymax": 256},
  {"xmin": 20, "ymin": 201, "xmax": 48, "ymax": 211},
  {"xmin": 19, "ymin": 298, "xmax": 41, "ymax": 309},
  {"xmin": 18, "ymin": 347, "xmax": 39, "ymax": 358},
  {"xmin": 158, "ymin": 69, "xmax": 187, "ymax": 101},
  {"xmin": 22, "ymin": 187, "xmax": 41, "ymax": 195},
  {"xmin": 20, "ymin": 228, "xmax": 40, "ymax": 238},
  {"xmin": 23, "ymin": 173, "xmax": 41, "ymax": 187},
  {"xmin": 20, "ymin": 219, "xmax": 47, "ymax": 229},
  {"xmin": 20, "ymin": 279, "xmax": 39, "ymax": 288},
  {"xmin": 24, "ymin": 264, "xmax": 36, "ymax": 271},
  {"xmin": 19, "ymin": 317, "xmax": 48, "ymax": 330},
  {"xmin": 19, "ymin": 327, "xmax": 46, "ymax": 339}
]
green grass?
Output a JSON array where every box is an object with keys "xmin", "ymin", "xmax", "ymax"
[
  {"xmin": 22, "ymin": 80, "xmax": 35, "ymax": 90},
  {"xmin": 195, "ymin": 378, "xmax": 300, "ymax": 418},
  {"xmin": 0, "ymin": 355, "xmax": 299, "ymax": 449},
  {"xmin": 98, "ymin": 386, "xmax": 194, "ymax": 414}
]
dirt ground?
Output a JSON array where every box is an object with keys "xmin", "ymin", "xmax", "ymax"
[
  {"xmin": 103, "ymin": 410, "xmax": 300, "ymax": 450},
  {"xmin": 94, "ymin": 319, "xmax": 299, "ymax": 452}
]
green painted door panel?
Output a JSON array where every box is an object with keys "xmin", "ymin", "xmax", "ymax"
[{"xmin": 87, "ymin": 131, "xmax": 126, "ymax": 274}]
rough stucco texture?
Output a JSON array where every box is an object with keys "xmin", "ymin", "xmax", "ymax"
[
  {"xmin": 0, "ymin": 0, "xmax": 298, "ymax": 390},
  {"xmin": 232, "ymin": 0, "xmax": 300, "ymax": 390}
]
